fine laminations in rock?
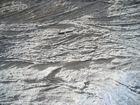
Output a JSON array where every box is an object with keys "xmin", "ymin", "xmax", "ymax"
[{"xmin": 0, "ymin": 0, "xmax": 140, "ymax": 105}]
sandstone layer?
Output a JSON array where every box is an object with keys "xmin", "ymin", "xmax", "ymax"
[{"xmin": 0, "ymin": 0, "xmax": 140, "ymax": 105}]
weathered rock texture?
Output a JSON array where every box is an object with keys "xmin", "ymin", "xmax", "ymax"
[{"xmin": 0, "ymin": 0, "xmax": 140, "ymax": 105}]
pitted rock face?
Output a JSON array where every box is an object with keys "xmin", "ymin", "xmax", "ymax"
[{"xmin": 0, "ymin": 0, "xmax": 140, "ymax": 105}]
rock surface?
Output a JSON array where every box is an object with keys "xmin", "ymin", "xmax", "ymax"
[{"xmin": 0, "ymin": 0, "xmax": 140, "ymax": 105}]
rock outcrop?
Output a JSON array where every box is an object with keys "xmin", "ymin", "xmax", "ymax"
[{"xmin": 0, "ymin": 0, "xmax": 140, "ymax": 105}]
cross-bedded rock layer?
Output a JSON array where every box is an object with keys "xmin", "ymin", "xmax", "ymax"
[{"xmin": 0, "ymin": 0, "xmax": 140, "ymax": 105}]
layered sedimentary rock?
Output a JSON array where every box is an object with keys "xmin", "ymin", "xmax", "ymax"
[{"xmin": 0, "ymin": 0, "xmax": 140, "ymax": 105}]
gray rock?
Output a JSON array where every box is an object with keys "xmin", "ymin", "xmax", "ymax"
[{"xmin": 0, "ymin": 0, "xmax": 140, "ymax": 105}]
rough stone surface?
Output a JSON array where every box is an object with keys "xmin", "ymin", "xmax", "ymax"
[{"xmin": 0, "ymin": 0, "xmax": 140, "ymax": 105}]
